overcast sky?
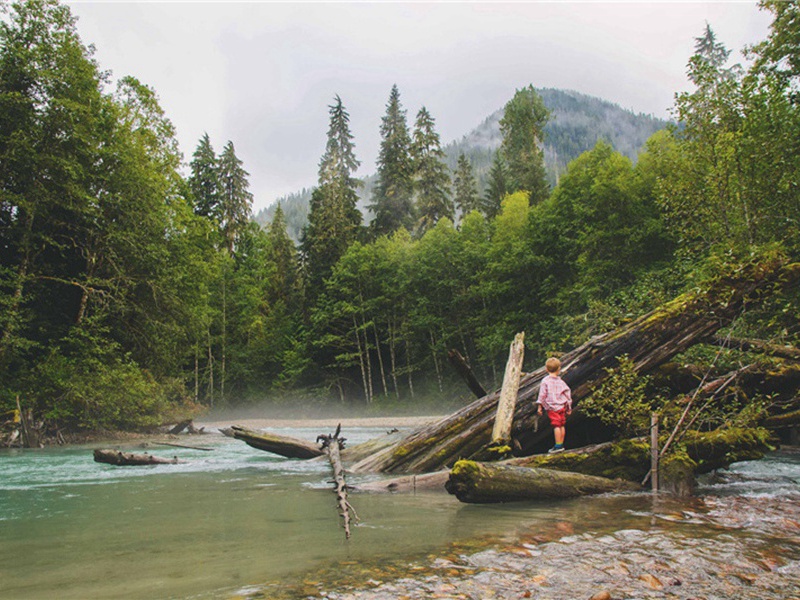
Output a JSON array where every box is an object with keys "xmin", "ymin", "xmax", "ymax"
[{"xmin": 65, "ymin": 1, "xmax": 773, "ymax": 212}]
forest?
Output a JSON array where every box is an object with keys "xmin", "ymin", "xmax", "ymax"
[{"xmin": 1, "ymin": 0, "xmax": 799, "ymax": 439}]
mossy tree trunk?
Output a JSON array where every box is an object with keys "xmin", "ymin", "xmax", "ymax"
[{"xmin": 350, "ymin": 258, "xmax": 799, "ymax": 474}]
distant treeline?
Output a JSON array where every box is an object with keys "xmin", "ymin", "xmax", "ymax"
[{"xmin": 1, "ymin": 0, "xmax": 798, "ymax": 432}]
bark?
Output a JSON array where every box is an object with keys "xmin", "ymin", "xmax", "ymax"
[
  {"xmin": 491, "ymin": 332, "xmax": 525, "ymax": 445},
  {"xmin": 153, "ymin": 441, "xmax": 213, "ymax": 451},
  {"xmin": 94, "ymin": 449, "xmax": 181, "ymax": 466},
  {"xmin": 318, "ymin": 425, "xmax": 357, "ymax": 539},
  {"xmin": 231, "ymin": 425, "xmax": 324, "ymax": 459},
  {"xmin": 354, "ymin": 471, "xmax": 450, "ymax": 494},
  {"xmin": 350, "ymin": 258, "xmax": 800, "ymax": 474},
  {"xmin": 763, "ymin": 408, "xmax": 800, "ymax": 429},
  {"xmin": 169, "ymin": 419, "xmax": 194, "ymax": 435},
  {"xmin": 445, "ymin": 460, "xmax": 639, "ymax": 504},
  {"xmin": 447, "ymin": 348, "xmax": 488, "ymax": 399}
]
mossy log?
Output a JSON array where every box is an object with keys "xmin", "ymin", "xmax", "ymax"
[
  {"xmin": 445, "ymin": 459, "xmax": 639, "ymax": 504},
  {"xmin": 505, "ymin": 427, "xmax": 774, "ymax": 495},
  {"xmin": 231, "ymin": 425, "xmax": 324, "ymax": 459},
  {"xmin": 351, "ymin": 258, "xmax": 800, "ymax": 474},
  {"xmin": 707, "ymin": 334, "xmax": 800, "ymax": 362},
  {"xmin": 93, "ymin": 449, "xmax": 181, "ymax": 466},
  {"xmin": 763, "ymin": 408, "xmax": 800, "ymax": 429}
]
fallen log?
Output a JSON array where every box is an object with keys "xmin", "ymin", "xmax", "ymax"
[
  {"xmin": 351, "ymin": 256, "xmax": 800, "ymax": 474},
  {"xmin": 354, "ymin": 471, "xmax": 450, "ymax": 494},
  {"xmin": 153, "ymin": 441, "xmax": 213, "ymax": 452},
  {"xmin": 448, "ymin": 349, "xmax": 488, "ymax": 399},
  {"xmin": 318, "ymin": 425, "xmax": 357, "ymax": 539},
  {"xmin": 231, "ymin": 425, "xmax": 324, "ymax": 459},
  {"xmin": 491, "ymin": 332, "xmax": 525, "ymax": 446},
  {"xmin": 93, "ymin": 449, "xmax": 181, "ymax": 466},
  {"xmin": 706, "ymin": 334, "xmax": 800, "ymax": 362},
  {"xmin": 445, "ymin": 460, "xmax": 639, "ymax": 504},
  {"xmin": 168, "ymin": 419, "xmax": 193, "ymax": 435}
]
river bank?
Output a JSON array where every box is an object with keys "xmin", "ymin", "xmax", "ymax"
[{"xmin": 231, "ymin": 448, "xmax": 800, "ymax": 600}]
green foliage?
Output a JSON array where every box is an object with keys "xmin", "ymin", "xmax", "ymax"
[
  {"xmin": 452, "ymin": 153, "xmax": 480, "ymax": 220},
  {"xmin": 582, "ymin": 356, "xmax": 657, "ymax": 437},
  {"xmin": 499, "ymin": 85, "xmax": 550, "ymax": 204},
  {"xmin": 412, "ymin": 106, "xmax": 452, "ymax": 235}
]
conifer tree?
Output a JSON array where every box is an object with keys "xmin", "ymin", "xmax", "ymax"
[
  {"xmin": 482, "ymin": 151, "xmax": 509, "ymax": 219},
  {"xmin": 217, "ymin": 141, "xmax": 253, "ymax": 255},
  {"xmin": 266, "ymin": 204, "xmax": 300, "ymax": 306},
  {"xmin": 452, "ymin": 153, "xmax": 480, "ymax": 220},
  {"xmin": 411, "ymin": 106, "xmax": 452, "ymax": 234},
  {"xmin": 500, "ymin": 85, "xmax": 550, "ymax": 204},
  {"xmin": 369, "ymin": 85, "xmax": 415, "ymax": 236},
  {"xmin": 188, "ymin": 133, "xmax": 219, "ymax": 219},
  {"xmin": 302, "ymin": 95, "xmax": 362, "ymax": 293}
]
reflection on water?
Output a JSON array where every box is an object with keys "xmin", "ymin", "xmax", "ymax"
[{"xmin": 0, "ymin": 432, "xmax": 798, "ymax": 600}]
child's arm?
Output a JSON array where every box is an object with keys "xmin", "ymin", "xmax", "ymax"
[{"xmin": 537, "ymin": 379, "xmax": 548, "ymax": 412}]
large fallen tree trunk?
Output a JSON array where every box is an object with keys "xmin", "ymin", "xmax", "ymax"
[
  {"xmin": 93, "ymin": 449, "xmax": 181, "ymax": 466},
  {"xmin": 354, "ymin": 471, "xmax": 450, "ymax": 494},
  {"xmin": 231, "ymin": 425, "xmax": 324, "ymax": 459},
  {"xmin": 351, "ymin": 257, "xmax": 799, "ymax": 474},
  {"xmin": 445, "ymin": 460, "xmax": 639, "ymax": 503},
  {"xmin": 706, "ymin": 334, "xmax": 800, "ymax": 362}
]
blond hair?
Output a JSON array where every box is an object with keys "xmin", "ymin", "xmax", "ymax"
[{"xmin": 545, "ymin": 357, "xmax": 561, "ymax": 373}]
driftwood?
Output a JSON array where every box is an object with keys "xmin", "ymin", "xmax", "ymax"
[
  {"xmin": 318, "ymin": 425, "xmax": 357, "ymax": 539},
  {"xmin": 93, "ymin": 449, "xmax": 181, "ymax": 466},
  {"xmin": 153, "ymin": 441, "xmax": 213, "ymax": 451},
  {"xmin": 351, "ymin": 258, "xmax": 800, "ymax": 474},
  {"xmin": 448, "ymin": 349, "xmax": 488, "ymax": 399},
  {"xmin": 168, "ymin": 419, "xmax": 193, "ymax": 435},
  {"xmin": 445, "ymin": 460, "xmax": 639, "ymax": 504},
  {"xmin": 231, "ymin": 425, "xmax": 324, "ymax": 459},
  {"xmin": 491, "ymin": 332, "xmax": 525, "ymax": 446},
  {"xmin": 354, "ymin": 471, "xmax": 450, "ymax": 494}
]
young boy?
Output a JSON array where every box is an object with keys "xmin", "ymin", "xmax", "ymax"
[{"xmin": 537, "ymin": 357, "xmax": 572, "ymax": 453}]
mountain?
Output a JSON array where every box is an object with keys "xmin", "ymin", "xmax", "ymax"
[{"xmin": 254, "ymin": 88, "xmax": 669, "ymax": 240}]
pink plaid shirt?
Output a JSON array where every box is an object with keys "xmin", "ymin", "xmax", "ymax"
[{"xmin": 537, "ymin": 375, "xmax": 572, "ymax": 412}]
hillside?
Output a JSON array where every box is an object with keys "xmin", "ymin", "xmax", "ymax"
[{"xmin": 254, "ymin": 88, "xmax": 669, "ymax": 239}]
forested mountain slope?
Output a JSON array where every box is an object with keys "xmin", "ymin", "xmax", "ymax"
[{"xmin": 254, "ymin": 88, "xmax": 668, "ymax": 239}]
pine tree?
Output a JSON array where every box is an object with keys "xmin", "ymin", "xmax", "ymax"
[
  {"xmin": 500, "ymin": 85, "xmax": 550, "ymax": 204},
  {"xmin": 369, "ymin": 85, "xmax": 415, "ymax": 236},
  {"xmin": 188, "ymin": 133, "xmax": 219, "ymax": 219},
  {"xmin": 411, "ymin": 106, "xmax": 452, "ymax": 235},
  {"xmin": 482, "ymin": 151, "xmax": 509, "ymax": 219},
  {"xmin": 301, "ymin": 95, "xmax": 363, "ymax": 294},
  {"xmin": 452, "ymin": 153, "xmax": 479, "ymax": 220},
  {"xmin": 266, "ymin": 204, "xmax": 300, "ymax": 306},
  {"xmin": 217, "ymin": 141, "xmax": 253, "ymax": 255}
]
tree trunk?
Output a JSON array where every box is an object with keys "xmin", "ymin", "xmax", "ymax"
[
  {"xmin": 231, "ymin": 425, "xmax": 324, "ymax": 459},
  {"xmin": 355, "ymin": 471, "xmax": 450, "ymax": 494},
  {"xmin": 372, "ymin": 322, "xmax": 388, "ymax": 398},
  {"xmin": 350, "ymin": 257, "xmax": 800, "ymax": 474},
  {"xmin": 706, "ymin": 334, "xmax": 800, "ymax": 362},
  {"xmin": 318, "ymin": 425, "xmax": 357, "ymax": 539},
  {"xmin": 389, "ymin": 323, "xmax": 400, "ymax": 399},
  {"xmin": 93, "ymin": 449, "xmax": 181, "ymax": 466},
  {"xmin": 430, "ymin": 330, "xmax": 443, "ymax": 393},
  {"xmin": 447, "ymin": 348, "xmax": 487, "ymax": 399},
  {"xmin": 354, "ymin": 315, "xmax": 370, "ymax": 404},
  {"xmin": 445, "ymin": 460, "xmax": 639, "ymax": 504},
  {"xmin": 405, "ymin": 337, "xmax": 415, "ymax": 399},
  {"xmin": 491, "ymin": 332, "xmax": 525, "ymax": 445}
]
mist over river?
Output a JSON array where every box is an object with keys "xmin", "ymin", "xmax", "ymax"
[{"xmin": 1, "ymin": 424, "xmax": 798, "ymax": 599}]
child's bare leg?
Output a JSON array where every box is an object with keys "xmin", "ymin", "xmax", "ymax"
[{"xmin": 554, "ymin": 427, "xmax": 565, "ymax": 445}]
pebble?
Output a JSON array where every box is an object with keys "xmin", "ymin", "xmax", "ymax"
[{"xmin": 589, "ymin": 592, "xmax": 612, "ymax": 600}]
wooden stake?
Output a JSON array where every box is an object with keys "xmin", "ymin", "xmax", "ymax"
[
  {"xmin": 491, "ymin": 332, "xmax": 525, "ymax": 445},
  {"xmin": 650, "ymin": 413, "xmax": 659, "ymax": 493}
]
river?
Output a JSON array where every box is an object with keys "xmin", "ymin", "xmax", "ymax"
[{"xmin": 1, "ymin": 425, "xmax": 798, "ymax": 599}]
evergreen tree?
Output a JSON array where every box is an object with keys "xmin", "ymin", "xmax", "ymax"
[
  {"xmin": 452, "ymin": 153, "xmax": 480, "ymax": 220},
  {"xmin": 411, "ymin": 106, "xmax": 452, "ymax": 235},
  {"xmin": 482, "ymin": 151, "xmax": 509, "ymax": 219},
  {"xmin": 189, "ymin": 133, "xmax": 219, "ymax": 219},
  {"xmin": 302, "ymin": 95, "xmax": 362, "ymax": 293},
  {"xmin": 369, "ymin": 84, "xmax": 415, "ymax": 236},
  {"xmin": 267, "ymin": 203, "xmax": 300, "ymax": 306},
  {"xmin": 217, "ymin": 141, "xmax": 253, "ymax": 255},
  {"xmin": 500, "ymin": 85, "xmax": 550, "ymax": 204}
]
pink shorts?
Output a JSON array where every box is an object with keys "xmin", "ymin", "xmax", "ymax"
[{"xmin": 547, "ymin": 409, "xmax": 567, "ymax": 428}]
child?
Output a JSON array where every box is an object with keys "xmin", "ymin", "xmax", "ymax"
[{"xmin": 537, "ymin": 357, "xmax": 572, "ymax": 453}]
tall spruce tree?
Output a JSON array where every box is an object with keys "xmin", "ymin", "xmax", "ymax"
[
  {"xmin": 217, "ymin": 141, "xmax": 253, "ymax": 255},
  {"xmin": 500, "ymin": 85, "xmax": 550, "ymax": 204},
  {"xmin": 301, "ymin": 95, "xmax": 362, "ymax": 293},
  {"xmin": 369, "ymin": 85, "xmax": 415, "ymax": 236},
  {"xmin": 189, "ymin": 133, "xmax": 219, "ymax": 219},
  {"xmin": 411, "ymin": 106, "xmax": 452, "ymax": 235},
  {"xmin": 482, "ymin": 151, "xmax": 509, "ymax": 219},
  {"xmin": 453, "ymin": 153, "xmax": 480, "ymax": 220},
  {"xmin": 266, "ymin": 204, "xmax": 300, "ymax": 306}
]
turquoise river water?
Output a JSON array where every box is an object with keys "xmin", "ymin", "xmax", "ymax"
[{"xmin": 1, "ymin": 425, "xmax": 799, "ymax": 599}]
